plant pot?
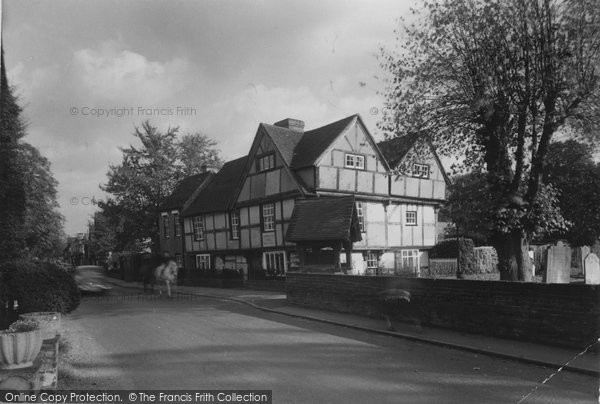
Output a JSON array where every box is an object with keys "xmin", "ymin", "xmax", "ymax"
[
  {"xmin": 19, "ymin": 312, "xmax": 61, "ymax": 341},
  {"xmin": 0, "ymin": 329, "xmax": 43, "ymax": 369}
]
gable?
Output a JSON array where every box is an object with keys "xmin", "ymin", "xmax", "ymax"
[
  {"xmin": 396, "ymin": 140, "xmax": 448, "ymax": 184},
  {"xmin": 378, "ymin": 135, "xmax": 450, "ymax": 185},
  {"xmin": 235, "ymin": 125, "xmax": 306, "ymax": 203},
  {"xmin": 317, "ymin": 117, "xmax": 388, "ymax": 174},
  {"xmin": 386, "ymin": 138, "xmax": 449, "ymax": 200},
  {"xmin": 290, "ymin": 115, "xmax": 357, "ymax": 169}
]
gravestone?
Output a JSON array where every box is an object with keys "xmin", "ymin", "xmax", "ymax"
[
  {"xmin": 584, "ymin": 253, "xmax": 600, "ymax": 285},
  {"xmin": 580, "ymin": 246, "xmax": 591, "ymax": 277},
  {"xmin": 545, "ymin": 244, "xmax": 571, "ymax": 283}
]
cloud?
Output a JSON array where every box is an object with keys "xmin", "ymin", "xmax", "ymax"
[
  {"xmin": 3, "ymin": 0, "xmax": 406, "ymax": 235},
  {"xmin": 71, "ymin": 42, "xmax": 196, "ymax": 104}
]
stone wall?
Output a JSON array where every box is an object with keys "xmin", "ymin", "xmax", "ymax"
[{"xmin": 286, "ymin": 273, "xmax": 600, "ymax": 348}]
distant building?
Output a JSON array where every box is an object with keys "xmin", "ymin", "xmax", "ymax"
[
  {"xmin": 63, "ymin": 233, "xmax": 90, "ymax": 266},
  {"xmin": 179, "ymin": 114, "xmax": 449, "ymax": 280}
]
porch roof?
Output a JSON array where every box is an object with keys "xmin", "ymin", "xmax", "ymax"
[{"xmin": 285, "ymin": 196, "xmax": 362, "ymax": 243}]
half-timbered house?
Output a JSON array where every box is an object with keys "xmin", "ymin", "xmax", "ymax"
[{"xmin": 180, "ymin": 114, "xmax": 449, "ymax": 280}]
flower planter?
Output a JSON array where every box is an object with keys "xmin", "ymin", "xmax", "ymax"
[
  {"xmin": 19, "ymin": 312, "xmax": 61, "ymax": 341},
  {"xmin": 0, "ymin": 329, "xmax": 43, "ymax": 370}
]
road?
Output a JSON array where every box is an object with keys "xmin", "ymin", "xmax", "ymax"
[{"xmin": 59, "ymin": 283, "xmax": 598, "ymax": 403}]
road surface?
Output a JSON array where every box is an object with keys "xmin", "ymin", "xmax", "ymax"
[{"xmin": 59, "ymin": 284, "xmax": 598, "ymax": 403}]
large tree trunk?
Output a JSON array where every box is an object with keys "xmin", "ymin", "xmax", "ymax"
[{"xmin": 494, "ymin": 230, "xmax": 533, "ymax": 281}]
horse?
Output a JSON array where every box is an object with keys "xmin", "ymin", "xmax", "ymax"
[{"xmin": 154, "ymin": 260, "xmax": 178, "ymax": 297}]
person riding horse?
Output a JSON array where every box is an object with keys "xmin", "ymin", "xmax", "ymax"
[{"xmin": 139, "ymin": 253, "xmax": 178, "ymax": 296}]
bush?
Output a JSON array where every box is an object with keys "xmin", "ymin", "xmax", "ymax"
[
  {"xmin": 1, "ymin": 259, "xmax": 80, "ymax": 314},
  {"xmin": 473, "ymin": 247, "xmax": 498, "ymax": 273}
]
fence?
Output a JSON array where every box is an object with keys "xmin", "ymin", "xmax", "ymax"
[{"xmin": 427, "ymin": 258, "xmax": 457, "ymax": 277}]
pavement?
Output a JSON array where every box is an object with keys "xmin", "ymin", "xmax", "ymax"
[{"xmin": 103, "ymin": 277, "xmax": 599, "ymax": 377}]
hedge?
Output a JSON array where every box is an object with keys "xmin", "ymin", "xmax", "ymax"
[
  {"xmin": 473, "ymin": 247, "xmax": 499, "ymax": 273},
  {"xmin": 1, "ymin": 259, "xmax": 80, "ymax": 314}
]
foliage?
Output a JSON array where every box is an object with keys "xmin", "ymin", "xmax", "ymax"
[
  {"xmin": 98, "ymin": 121, "xmax": 223, "ymax": 252},
  {"xmin": 89, "ymin": 211, "xmax": 118, "ymax": 265},
  {"xmin": 441, "ymin": 173, "xmax": 494, "ymax": 243},
  {"xmin": 17, "ymin": 143, "xmax": 66, "ymax": 258},
  {"xmin": 6, "ymin": 319, "xmax": 39, "ymax": 333},
  {"xmin": 443, "ymin": 172, "xmax": 568, "ymax": 243},
  {"xmin": 179, "ymin": 133, "xmax": 223, "ymax": 177},
  {"xmin": 1, "ymin": 47, "xmax": 65, "ymax": 261},
  {"xmin": 473, "ymin": 247, "xmax": 498, "ymax": 273},
  {"xmin": 380, "ymin": 0, "xmax": 600, "ymax": 280},
  {"xmin": 0, "ymin": 47, "xmax": 27, "ymax": 260},
  {"xmin": 1, "ymin": 260, "xmax": 80, "ymax": 314},
  {"xmin": 543, "ymin": 140, "xmax": 600, "ymax": 246}
]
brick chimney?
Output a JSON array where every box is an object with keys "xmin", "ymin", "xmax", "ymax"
[{"xmin": 274, "ymin": 118, "xmax": 305, "ymax": 133}]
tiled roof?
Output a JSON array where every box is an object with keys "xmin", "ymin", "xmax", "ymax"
[
  {"xmin": 261, "ymin": 124, "xmax": 303, "ymax": 166},
  {"xmin": 290, "ymin": 115, "xmax": 357, "ymax": 169},
  {"xmin": 159, "ymin": 172, "xmax": 212, "ymax": 211},
  {"xmin": 182, "ymin": 156, "xmax": 248, "ymax": 215},
  {"xmin": 377, "ymin": 133, "xmax": 421, "ymax": 168},
  {"xmin": 286, "ymin": 196, "xmax": 362, "ymax": 242}
]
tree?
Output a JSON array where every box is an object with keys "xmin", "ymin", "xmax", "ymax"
[
  {"xmin": 441, "ymin": 173, "xmax": 495, "ymax": 244},
  {"xmin": 380, "ymin": 0, "xmax": 600, "ymax": 280},
  {"xmin": 88, "ymin": 211, "xmax": 117, "ymax": 264},
  {"xmin": 1, "ymin": 46, "xmax": 66, "ymax": 260},
  {"xmin": 0, "ymin": 46, "xmax": 27, "ymax": 261},
  {"xmin": 17, "ymin": 143, "xmax": 65, "ymax": 258},
  {"xmin": 179, "ymin": 133, "xmax": 223, "ymax": 177},
  {"xmin": 100, "ymin": 121, "xmax": 223, "ymax": 252},
  {"xmin": 443, "ymin": 170, "xmax": 566, "ymax": 246},
  {"xmin": 544, "ymin": 140, "xmax": 600, "ymax": 246}
]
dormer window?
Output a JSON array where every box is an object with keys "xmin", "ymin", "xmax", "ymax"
[
  {"xmin": 256, "ymin": 153, "xmax": 275, "ymax": 172},
  {"xmin": 345, "ymin": 153, "xmax": 365, "ymax": 170},
  {"xmin": 412, "ymin": 163, "xmax": 430, "ymax": 179}
]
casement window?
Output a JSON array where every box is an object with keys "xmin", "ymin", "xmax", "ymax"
[
  {"xmin": 262, "ymin": 203, "xmax": 275, "ymax": 232},
  {"xmin": 195, "ymin": 254, "xmax": 210, "ymax": 270},
  {"xmin": 263, "ymin": 251, "xmax": 287, "ymax": 276},
  {"xmin": 193, "ymin": 216, "xmax": 205, "ymax": 240},
  {"xmin": 163, "ymin": 215, "xmax": 170, "ymax": 239},
  {"xmin": 230, "ymin": 210, "xmax": 240, "ymax": 240},
  {"xmin": 405, "ymin": 210, "xmax": 417, "ymax": 226},
  {"xmin": 412, "ymin": 163, "xmax": 430, "ymax": 179},
  {"xmin": 345, "ymin": 153, "xmax": 365, "ymax": 170},
  {"xmin": 175, "ymin": 254, "xmax": 183, "ymax": 268},
  {"xmin": 356, "ymin": 201, "xmax": 365, "ymax": 232},
  {"xmin": 256, "ymin": 153, "xmax": 275, "ymax": 172},
  {"xmin": 366, "ymin": 252, "xmax": 379, "ymax": 269},
  {"xmin": 400, "ymin": 249, "xmax": 420, "ymax": 274},
  {"xmin": 173, "ymin": 213, "xmax": 181, "ymax": 237}
]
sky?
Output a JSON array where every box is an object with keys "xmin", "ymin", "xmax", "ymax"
[{"xmin": 2, "ymin": 0, "xmax": 414, "ymax": 236}]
